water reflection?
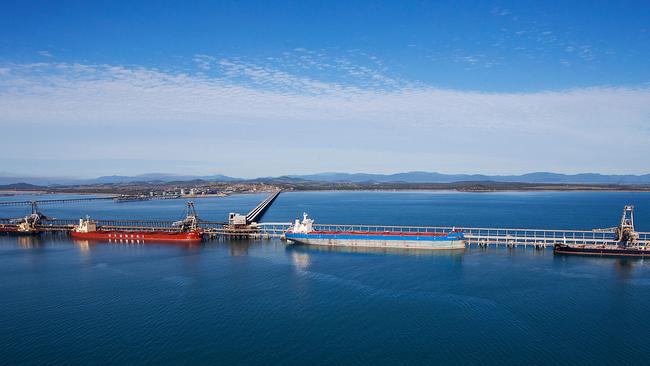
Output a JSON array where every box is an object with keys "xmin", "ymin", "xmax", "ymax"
[
  {"xmin": 74, "ymin": 239, "xmax": 91, "ymax": 254},
  {"xmin": 614, "ymin": 257, "xmax": 646, "ymax": 279},
  {"xmin": 291, "ymin": 252, "xmax": 311, "ymax": 270},
  {"xmin": 286, "ymin": 243, "xmax": 466, "ymax": 258},
  {"xmin": 71, "ymin": 238, "xmax": 203, "ymax": 252},
  {"xmin": 17, "ymin": 235, "xmax": 44, "ymax": 248},
  {"xmin": 228, "ymin": 240, "xmax": 252, "ymax": 256}
]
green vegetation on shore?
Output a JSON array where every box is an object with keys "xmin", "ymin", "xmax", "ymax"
[{"xmin": 2, "ymin": 180, "xmax": 650, "ymax": 196}]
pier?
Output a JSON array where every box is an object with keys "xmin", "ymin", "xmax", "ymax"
[
  {"xmin": 0, "ymin": 217, "xmax": 227, "ymax": 232},
  {"xmin": 0, "ymin": 197, "xmax": 115, "ymax": 206},
  {"xmin": 0, "ymin": 194, "xmax": 648, "ymax": 249},
  {"xmin": 211, "ymin": 191, "xmax": 283, "ymax": 238},
  {"xmin": 0, "ymin": 194, "xmax": 188, "ymax": 207},
  {"xmin": 267, "ymin": 223, "xmax": 649, "ymax": 248},
  {"xmin": 245, "ymin": 190, "xmax": 281, "ymax": 223}
]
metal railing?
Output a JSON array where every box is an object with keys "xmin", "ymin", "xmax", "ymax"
[
  {"xmin": 2, "ymin": 216, "xmax": 649, "ymax": 247},
  {"xmin": 0, "ymin": 197, "xmax": 115, "ymax": 206},
  {"xmin": 256, "ymin": 222, "xmax": 650, "ymax": 247}
]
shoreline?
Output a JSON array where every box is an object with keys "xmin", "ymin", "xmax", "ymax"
[
  {"xmin": 3, "ymin": 179, "xmax": 650, "ymax": 196},
  {"xmin": 2, "ymin": 187, "xmax": 650, "ymax": 197}
]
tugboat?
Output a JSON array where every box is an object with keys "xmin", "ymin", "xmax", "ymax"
[
  {"xmin": 285, "ymin": 213, "xmax": 466, "ymax": 250},
  {"xmin": 70, "ymin": 202, "xmax": 203, "ymax": 243},
  {"xmin": 554, "ymin": 206, "xmax": 649, "ymax": 257}
]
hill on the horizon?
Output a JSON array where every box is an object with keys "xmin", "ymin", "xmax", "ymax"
[
  {"xmin": 0, "ymin": 173, "xmax": 238, "ymax": 186},
  {"xmin": 2, "ymin": 171, "xmax": 650, "ymax": 186},
  {"xmin": 287, "ymin": 171, "xmax": 650, "ymax": 185},
  {"xmin": 89, "ymin": 173, "xmax": 238, "ymax": 184}
]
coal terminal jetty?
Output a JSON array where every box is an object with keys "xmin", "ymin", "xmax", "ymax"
[{"xmin": 1, "ymin": 191, "xmax": 649, "ymax": 256}]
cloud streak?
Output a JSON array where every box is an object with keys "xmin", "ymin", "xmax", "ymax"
[{"xmin": 0, "ymin": 60, "xmax": 649, "ymax": 176}]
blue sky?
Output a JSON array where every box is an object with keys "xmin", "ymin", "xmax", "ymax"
[{"xmin": 1, "ymin": 0, "xmax": 649, "ymax": 178}]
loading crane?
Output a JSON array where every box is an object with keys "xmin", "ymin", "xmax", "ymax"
[
  {"xmin": 592, "ymin": 205, "xmax": 639, "ymax": 245},
  {"xmin": 172, "ymin": 202, "xmax": 200, "ymax": 232},
  {"xmin": 8, "ymin": 201, "xmax": 54, "ymax": 234}
]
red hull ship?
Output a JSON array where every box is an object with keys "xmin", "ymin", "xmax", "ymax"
[
  {"xmin": 70, "ymin": 202, "xmax": 203, "ymax": 243},
  {"xmin": 71, "ymin": 230, "xmax": 202, "ymax": 242}
]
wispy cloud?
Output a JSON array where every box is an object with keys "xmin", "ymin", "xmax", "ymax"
[
  {"xmin": 190, "ymin": 49, "xmax": 403, "ymax": 94},
  {"xmin": 0, "ymin": 59, "xmax": 648, "ymax": 175},
  {"xmin": 487, "ymin": 7, "xmax": 607, "ymax": 67},
  {"xmin": 37, "ymin": 50, "xmax": 53, "ymax": 58},
  {"xmin": 193, "ymin": 54, "xmax": 215, "ymax": 71}
]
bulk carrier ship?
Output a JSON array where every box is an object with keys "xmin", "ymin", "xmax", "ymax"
[
  {"xmin": 285, "ymin": 213, "xmax": 465, "ymax": 250},
  {"xmin": 70, "ymin": 203, "xmax": 203, "ymax": 243},
  {"xmin": 554, "ymin": 206, "xmax": 649, "ymax": 257},
  {"xmin": 70, "ymin": 219, "xmax": 203, "ymax": 242}
]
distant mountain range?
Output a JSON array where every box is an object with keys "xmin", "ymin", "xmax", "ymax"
[
  {"xmin": 283, "ymin": 172, "xmax": 650, "ymax": 185},
  {"xmin": 1, "ymin": 171, "xmax": 650, "ymax": 186},
  {"xmin": 88, "ymin": 173, "xmax": 238, "ymax": 184},
  {"xmin": 0, "ymin": 173, "xmax": 237, "ymax": 186}
]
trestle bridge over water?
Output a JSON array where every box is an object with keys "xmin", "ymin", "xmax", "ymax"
[{"xmin": 1, "ymin": 192, "xmax": 648, "ymax": 248}]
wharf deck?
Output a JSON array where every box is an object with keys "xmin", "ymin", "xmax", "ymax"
[
  {"xmin": 0, "ymin": 197, "xmax": 115, "ymax": 206},
  {"xmin": 2, "ymin": 201, "xmax": 647, "ymax": 249},
  {"xmin": 245, "ymin": 191, "xmax": 281, "ymax": 223},
  {"xmin": 255, "ymin": 222, "xmax": 650, "ymax": 248},
  {"xmin": 2, "ymin": 218, "xmax": 649, "ymax": 247}
]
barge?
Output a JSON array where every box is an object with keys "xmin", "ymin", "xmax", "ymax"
[{"xmin": 285, "ymin": 213, "xmax": 465, "ymax": 250}]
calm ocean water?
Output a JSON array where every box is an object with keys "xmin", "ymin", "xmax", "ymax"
[{"xmin": 1, "ymin": 191, "xmax": 650, "ymax": 365}]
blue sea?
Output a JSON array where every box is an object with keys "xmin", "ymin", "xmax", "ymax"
[{"xmin": 1, "ymin": 191, "xmax": 650, "ymax": 365}]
